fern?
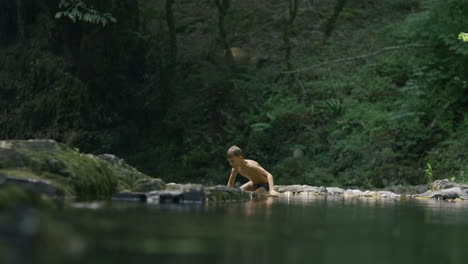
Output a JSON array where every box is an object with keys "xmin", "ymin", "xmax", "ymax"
[{"xmin": 55, "ymin": 0, "xmax": 117, "ymax": 26}]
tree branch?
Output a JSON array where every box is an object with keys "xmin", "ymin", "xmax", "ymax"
[{"xmin": 282, "ymin": 44, "xmax": 430, "ymax": 74}]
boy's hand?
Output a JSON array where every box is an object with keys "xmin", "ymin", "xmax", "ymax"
[{"xmin": 269, "ymin": 190, "xmax": 280, "ymax": 196}]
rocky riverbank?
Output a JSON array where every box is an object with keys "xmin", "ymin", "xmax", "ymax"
[
  {"xmin": 275, "ymin": 179, "xmax": 468, "ymax": 201},
  {"xmin": 2, "ymin": 140, "xmax": 468, "ymax": 208}
]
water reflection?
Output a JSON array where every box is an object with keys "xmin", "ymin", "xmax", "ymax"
[{"xmin": 3, "ymin": 197, "xmax": 468, "ymax": 264}]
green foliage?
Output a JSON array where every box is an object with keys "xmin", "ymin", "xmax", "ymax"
[
  {"xmin": 55, "ymin": 0, "xmax": 116, "ymax": 26},
  {"xmin": 425, "ymin": 163, "xmax": 433, "ymax": 185},
  {"xmin": 4, "ymin": 0, "xmax": 468, "ymax": 189},
  {"xmin": 458, "ymin": 32, "xmax": 468, "ymax": 42}
]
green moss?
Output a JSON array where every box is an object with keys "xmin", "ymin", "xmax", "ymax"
[{"xmin": 1, "ymin": 140, "xmax": 147, "ymax": 200}]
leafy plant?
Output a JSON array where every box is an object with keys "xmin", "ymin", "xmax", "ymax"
[
  {"xmin": 425, "ymin": 163, "xmax": 433, "ymax": 185},
  {"xmin": 55, "ymin": 0, "xmax": 116, "ymax": 26},
  {"xmin": 459, "ymin": 32, "xmax": 468, "ymax": 42}
]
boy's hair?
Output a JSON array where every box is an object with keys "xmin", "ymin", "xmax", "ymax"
[{"xmin": 227, "ymin": 145, "xmax": 244, "ymax": 157}]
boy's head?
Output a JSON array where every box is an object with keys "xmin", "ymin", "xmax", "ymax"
[{"xmin": 227, "ymin": 145, "xmax": 244, "ymax": 168}]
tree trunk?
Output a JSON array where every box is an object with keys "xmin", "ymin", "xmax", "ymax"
[
  {"xmin": 16, "ymin": 0, "xmax": 25, "ymax": 40},
  {"xmin": 166, "ymin": 0, "xmax": 177, "ymax": 79},
  {"xmin": 283, "ymin": 0, "xmax": 299, "ymax": 78},
  {"xmin": 214, "ymin": 0, "xmax": 233, "ymax": 65},
  {"xmin": 322, "ymin": 0, "xmax": 348, "ymax": 39}
]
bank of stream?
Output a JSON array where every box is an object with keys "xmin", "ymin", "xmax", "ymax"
[{"xmin": 2, "ymin": 140, "xmax": 468, "ymax": 263}]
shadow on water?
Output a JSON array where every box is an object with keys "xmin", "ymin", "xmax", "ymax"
[{"xmin": 2, "ymin": 196, "xmax": 468, "ymax": 264}]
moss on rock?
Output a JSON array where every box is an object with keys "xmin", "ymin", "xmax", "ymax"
[{"xmin": 0, "ymin": 139, "xmax": 147, "ymax": 199}]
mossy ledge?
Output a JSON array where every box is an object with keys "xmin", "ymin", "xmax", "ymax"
[{"xmin": 0, "ymin": 139, "xmax": 147, "ymax": 201}]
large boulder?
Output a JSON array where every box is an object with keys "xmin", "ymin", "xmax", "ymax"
[
  {"xmin": 0, "ymin": 139, "xmax": 147, "ymax": 199},
  {"xmin": 416, "ymin": 187, "xmax": 468, "ymax": 200},
  {"xmin": 430, "ymin": 179, "xmax": 468, "ymax": 190},
  {"xmin": 132, "ymin": 178, "xmax": 166, "ymax": 192}
]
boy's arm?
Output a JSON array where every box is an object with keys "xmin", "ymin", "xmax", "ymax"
[
  {"xmin": 227, "ymin": 168, "xmax": 238, "ymax": 188},
  {"xmin": 266, "ymin": 172, "xmax": 279, "ymax": 195},
  {"xmin": 252, "ymin": 163, "xmax": 279, "ymax": 195}
]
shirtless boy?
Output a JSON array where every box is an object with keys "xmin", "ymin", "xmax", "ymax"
[{"xmin": 226, "ymin": 145, "xmax": 279, "ymax": 195}]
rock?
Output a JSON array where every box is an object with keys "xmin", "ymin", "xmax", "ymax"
[
  {"xmin": 318, "ymin": 186, "xmax": 328, "ymax": 194},
  {"xmin": 326, "ymin": 187, "xmax": 345, "ymax": 195},
  {"xmin": 0, "ymin": 174, "xmax": 63, "ymax": 197},
  {"xmin": 376, "ymin": 191, "xmax": 400, "ymax": 198},
  {"xmin": 97, "ymin": 154, "xmax": 124, "ymax": 166},
  {"xmin": 431, "ymin": 179, "xmax": 468, "ymax": 190},
  {"xmin": 277, "ymin": 185, "xmax": 319, "ymax": 193},
  {"xmin": 205, "ymin": 185, "xmax": 254, "ymax": 201},
  {"xmin": 133, "ymin": 178, "xmax": 166, "ymax": 192},
  {"xmin": 362, "ymin": 190, "xmax": 377, "ymax": 197},
  {"xmin": 416, "ymin": 187, "xmax": 468, "ymax": 200},
  {"xmin": 0, "ymin": 139, "xmax": 148, "ymax": 199},
  {"xmin": 147, "ymin": 190, "xmax": 184, "ymax": 203},
  {"xmin": 344, "ymin": 189, "xmax": 363, "ymax": 196},
  {"xmin": 384, "ymin": 185, "xmax": 428, "ymax": 195},
  {"xmin": 147, "ymin": 184, "xmax": 205, "ymax": 203}
]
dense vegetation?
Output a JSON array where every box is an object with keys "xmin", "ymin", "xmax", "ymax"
[{"xmin": 1, "ymin": 0, "xmax": 467, "ymax": 188}]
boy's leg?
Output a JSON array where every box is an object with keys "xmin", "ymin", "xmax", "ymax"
[
  {"xmin": 240, "ymin": 181, "xmax": 255, "ymax": 191},
  {"xmin": 253, "ymin": 183, "xmax": 269, "ymax": 194},
  {"xmin": 254, "ymin": 187, "xmax": 267, "ymax": 194}
]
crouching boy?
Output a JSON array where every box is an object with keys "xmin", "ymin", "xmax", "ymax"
[{"xmin": 226, "ymin": 145, "xmax": 279, "ymax": 196}]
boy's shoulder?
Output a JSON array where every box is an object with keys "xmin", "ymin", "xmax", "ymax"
[{"xmin": 245, "ymin": 159, "xmax": 261, "ymax": 167}]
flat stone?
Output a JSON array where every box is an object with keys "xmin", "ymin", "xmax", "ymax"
[
  {"xmin": 344, "ymin": 189, "xmax": 363, "ymax": 196},
  {"xmin": 376, "ymin": 191, "xmax": 400, "ymax": 198},
  {"xmin": 362, "ymin": 190, "xmax": 376, "ymax": 197},
  {"xmin": 326, "ymin": 187, "xmax": 345, "ymax": 195},
  {"xmin": 277, "ymin": 185, "xmax": 319, "ymax": 193}
]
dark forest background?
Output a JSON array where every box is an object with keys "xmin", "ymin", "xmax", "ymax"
[{"xmin": 1, "ymin": 0, "xmax": 468, "ymax": 188}]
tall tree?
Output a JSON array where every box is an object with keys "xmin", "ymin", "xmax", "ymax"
[
  {"xmin": 166, "ymin": 0, "xmax": 177, "ymax": 80},
  {"xmin": 214, "ymin": 0, "xmax": 233, "ymax": 65},
  {"xmin": 322, "ymin": 0, "xmax": 348, "ymax": 39},
  {"xmin": 283, "ymin": 0, "xmax": 299, "ymax": 72}
]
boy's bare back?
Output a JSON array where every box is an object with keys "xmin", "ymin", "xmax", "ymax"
[{"xmin": 235, "ymin": 159, "xmax": 269, "ymax": 184}]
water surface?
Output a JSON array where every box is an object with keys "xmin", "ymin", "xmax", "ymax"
[{"xmin": 5, "ymin": 196, "xmax": 468, "ymax": 264}]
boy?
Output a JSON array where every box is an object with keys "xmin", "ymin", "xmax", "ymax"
[{"xmin": 226, "ymin": 145, "xmax": 279, "ymax": 195}]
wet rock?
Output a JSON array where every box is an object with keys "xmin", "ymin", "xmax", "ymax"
[
  {"xmin": 277, "ymin": 185, "xmax": 319, "ymax": 193},
  {"xmin": 111, "ymin": 192, "xmax": 147, "ymax": 202},
  {"xmin": 147, "ymin": 184, "xmax": 205, "ymax": 203},
  {"xmin": 417, "ymin": 187, "xmax": 468, "ymax": 200},
  {"xmin": 147, "ymin": 190, "xmax": 185, "ymax": 203},
  {"xmin": 318, "ymin": 186, "xmax": 328, "ymax": 194},
  {"xmin": 205, "ymin": 186, "xmax": 254, "ymax": 201}
]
